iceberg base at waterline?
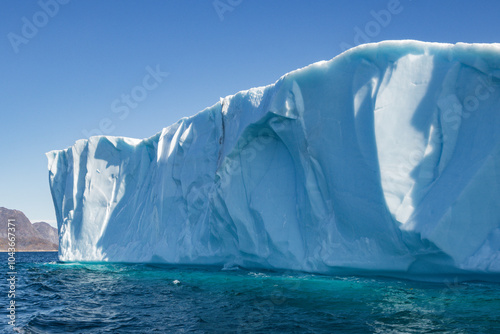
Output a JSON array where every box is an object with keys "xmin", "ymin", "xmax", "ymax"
[{"xmin": 47, "ymin": 41, "xmax": 500, "ymax": 276}]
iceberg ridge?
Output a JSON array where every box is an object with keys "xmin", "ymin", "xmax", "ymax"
[{"xmin": 47, "ymin": 40, "xmax": 500, "ymax": 275}]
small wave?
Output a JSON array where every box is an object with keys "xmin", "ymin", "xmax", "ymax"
[{"xmin": 222, "ymin": 263, "xmax": 241, "ymax": 271}]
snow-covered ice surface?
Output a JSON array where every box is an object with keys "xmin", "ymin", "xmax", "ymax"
[{"xmin": 47, "ymin": 41, "xmax": 500, "ymax": 276}]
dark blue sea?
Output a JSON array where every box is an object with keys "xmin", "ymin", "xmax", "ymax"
[{"xmin": 1, "ymin": 252, "xmax": 500, "ymax": 333}]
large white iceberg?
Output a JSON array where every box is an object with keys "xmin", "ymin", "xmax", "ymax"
[{"xmin": 47, "ymin": 41, "xmax": 500, "ymax": 275}]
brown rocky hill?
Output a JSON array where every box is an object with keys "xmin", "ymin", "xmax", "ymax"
[
  {"xmin": 0, "ymin": 207, "xmax": 58, "ymax": 251},
  {"xmin": 33, "ymin": 221, "xmax": 59, "ymax": 245}
]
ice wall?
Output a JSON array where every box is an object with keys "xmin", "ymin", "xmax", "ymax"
[{"xmin": 47, "ymin": 41, "xmax": 500, "ymax": 274}]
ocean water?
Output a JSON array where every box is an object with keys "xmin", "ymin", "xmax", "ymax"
[{"xmin": 1, "ymin": 252, "xmax": 500, "ymax": 333}]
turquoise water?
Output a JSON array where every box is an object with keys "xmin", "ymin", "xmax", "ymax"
[{"xmin": 1, "ymin": 253, "xmax": 500, "ymax": 333}]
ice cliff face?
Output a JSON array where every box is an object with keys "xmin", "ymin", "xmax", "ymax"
[{"xmin": 47, "ymin": 41, "xmax": 500, "ymax": 275}]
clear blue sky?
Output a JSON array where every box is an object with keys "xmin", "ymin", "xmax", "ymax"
[{"xmin": 1, "ymin": 0, "xmax": 499, "ymax": 227}]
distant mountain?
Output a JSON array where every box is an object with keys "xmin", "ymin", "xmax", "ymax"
[
  {"xmin": 33, "ymin": 221, "xmax": 58, "ymax": 245},
  {"xmin": 0, "ymin": 207, "xmax": 58, "ymax": 251}
]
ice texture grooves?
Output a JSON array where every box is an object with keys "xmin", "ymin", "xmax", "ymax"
[{"xmin": 47, "ymin": 41, "xmax": 500, "ymax": 274}]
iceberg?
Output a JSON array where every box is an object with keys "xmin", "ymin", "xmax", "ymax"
[{"xmin": 47, "ymin": 41, "xmax": 500, "ymax": 275}]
